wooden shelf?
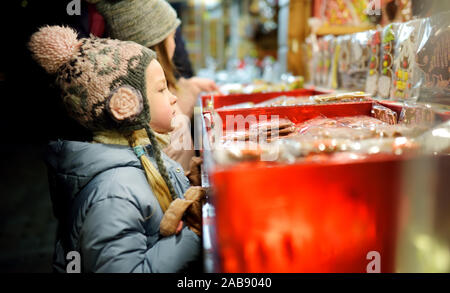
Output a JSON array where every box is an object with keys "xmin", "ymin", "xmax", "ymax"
[{"xmin": 316, "ymin": 24, "xmax": 376, "ymax": 36}]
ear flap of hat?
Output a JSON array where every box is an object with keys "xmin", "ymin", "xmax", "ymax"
[{"xmin": 107, "ymin": 85, "xmax": 144, "ymax": 123}]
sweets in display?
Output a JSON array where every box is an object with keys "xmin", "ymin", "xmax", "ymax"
[
  {"xmin": 215, "ymin": 92, "xmax": 369, "ymax": 111},
  {"xmin": 311, "ymin": 91, "xmax": 368, "ymax": 104},
  {"xmin": 391, "ymin": 19, "xmax": 423, "ymax": 101},
  {"xmin": 314, "ymin": 38, "xmax": 324, "ymax": 86},
  {"xmin": 398, "ymin": 104, "xmax": 435, "ymax": 126},
  {"xmin": 319, "ymin": 35, "xmax": 334, "ymax": 87},
  {"xmin": 416, "ymin": 11, "xmax": 450, "ymax": 105},
  {"xmin": 347, "ymin": 31, "xmax": 371, "ymax": 90},
  {"xmin": 365, "ymin": 30, "xmax": 382, "ymax": 96},
  {"xmin": 211, "ymin": 109, "xmax": 437, "ymax": 166},
  {"xmin": 337, "ymin": 35, "xmax": 352, "ymax": 89},
  {"xmin": 219, "ymin": 77, "xmax": 304, "ymax": 95},
  {"xmin": 221, "ymin": 118, "xmax": 297, "ymax": 143},
  {"xmin": 378, "ymin": 24, "xmax": 397, "ymax": 99},
  {"xmin": 371, "ymin": 104, "xmax": 398, "ymax": 125},
  {"xmin": 330, "ymin": 36, "xmax": 340, "ymax": 89},
  {"xmin": 254, "ymin": 96, "xmax": 314, "ymax": 107},
  {"xmin": 319, "ymin": 0, "xmax": 373, "ymax": 26}
]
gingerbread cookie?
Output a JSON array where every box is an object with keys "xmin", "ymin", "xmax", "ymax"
[{"xmin": 371, "ymin": 104, "xmax": 398, "ymax": 125}]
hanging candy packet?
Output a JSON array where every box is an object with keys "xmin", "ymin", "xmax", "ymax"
[
  {"xmin": 313, "ymin": 37, "xmax": 323, "ymax": 86},
  {"xmin": 391, "ymin": 19, "xmax": 425, "ymax": 101},
  {"xmin": 378, "ymin": 24, "xmax": 399, "ymax": 99},
  {"xmin": 337, "ymin": 35, "xmax": 352, "ymax": 90},
  {"xmin": 365, "ymin": 29, "xmax": 382, "ymax": 96},
  {"xmin": 348, "ymin": 31, "xmax": 371, "ymax": 91},
  {"xmin": 330, "ymin": 36, "xmax": 340, "ymax": 89},
  {"xmin": 416, "ymin": 11, "xmax": 450, "ymax": 105},
  {"xmin": 304, "ymin": 36, "xmax": 314, "ymax": 84},
  {"xmin": 321, "ymin": 35, "xmax": 334, "ymax": 87}
]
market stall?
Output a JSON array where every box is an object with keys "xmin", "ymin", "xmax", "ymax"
[{"xmin": 191, "ymin": 1, "xmax": 450, "ymax": 273}]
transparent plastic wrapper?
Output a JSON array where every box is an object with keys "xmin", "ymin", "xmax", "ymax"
[
  {"xmin": 320, "ymin": 35, "xmax": 334, "ymax": 87},
  {"xmin": 212, "ymin": 121, "xmax": 431, "ymax": 166},
  {"xmin": 337, "ymin": 35, "xmax": 352, "ymax": 90},
  {"xmin": 378, "ymin": 23, "xmax": 399, "ymax": 99},
  {"xmin": 330, "ymin": 36, "xmax": 340, "ymax": 89},
  {"xmin": 416, "ymin": 11, "xmax": 450, "ymax": 105},
  {"xmin": 415, "ymin": 120, "xmax": 450, "ymax": 154},
  {"xmin": 373, "ymin": 124, "xmax": 428, "ymax": 138},
  {"xmin": 391, "ymin": 18, "xmax": 426, "ymax": 101},
  {"xmin": 304, "ymin": 36, "xmax": 314, "ymax": 84},
  {"xmin": 371, "ymin": 103, "xmax": 398, "ymax": 125},
  {"xmin": 213, "ymin": 141, "xmax": 267, "ymax": 165},
  {"xmin": 314, "ymin": 38, "xmax": 324, "ymax": 86},
  {"xmin": 275, "ymin": 135, "xmax": 419, "ymax": 163},
  {"xmin": 221, "ymin": 118, "xmax": 298, "ymax": 143},
  {"xmin": 311, "ymin": 91, "xmax": 369, "ymax": 104},
  {"xmin": 347, "ymin": 31, "xmax": 371, "ymax": 90},
  {"xmin": 216, "ymin": 102, "xmax": 255, "ymax": 111},
  {"xmin": 398, "ymin": 104, "xmax": 436, "ymax": 126},
  {"xmin": 365, "ymin": 30, "xmax": 382, "ymax": 96},
  {"xmin": 336, "ymin": 115, "xmax": 385, "ymax": 128},
  {"xmin": 254, "ymin": 95, "xmax": 315, "ymax": 107}
]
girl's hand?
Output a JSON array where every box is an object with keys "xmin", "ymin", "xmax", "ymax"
[
  {"xmin": 185, "ymin": 156, "xmax": 203, "ymax": 186},
  {"xmin": 183, "ymin": 187, "xmax": 207, "ymax": 236},
  {"xmin": 159, "ymin": 187, "xmax": 206, "ymax": 237}
]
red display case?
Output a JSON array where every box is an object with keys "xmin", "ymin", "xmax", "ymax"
[
  {"xmin": 201, "ymin": 88, "xmax": 330, "ymax": 110},
  {"xmin": 202, "ymin": 100, "xmax": 449, "ymax": 273}
]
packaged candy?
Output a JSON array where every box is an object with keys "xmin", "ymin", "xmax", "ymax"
[
  {"xmin": 365, "ymin": 30, "xmax": 382, "ymax": 96},
  {"xmin": 398, "ymin": 104, "xmax": 436, "ymax": 126},
  {"xmin": 371, "ymin": 104, "xmax": 398, "ymax": 125},
  {"xmin": 378, "ymin": 24, "xmax": 399, "ymax": 99},
  {"xmin": 221, "ymin": 118, "xmax": 297, "ymax": 143},
  {"xmin": 416, "ymin": 11, "xmax": 450, "ymax": 105},
  {"xmin": 336, "ymin": 115, "xmax": 385, "ymax": 129},
  {"xmin": 337, "ymin": 35, "xmax": 352, "ymax": 89},
  {"xmin": 415, "ymin": 120, "xmax": 450, "ymax": 154},
  {"xmin": 391, "ymin": 19, "xmax": 425, "ymax": 101},
  {"xmin": 330, "ymin": 36, "xmax": 340, "ymax": 89},
  {"xmin": 311, "ymin": 91, "xmax": 368, "ymax": 104},
  {"xmin": 216, "ymin": 102, "xmax": 255, "ymax": 111},
  {"xmin": 347, "ymin": 31, "xmax": 371, "ymax": 90},
  {"xmin": 254, "ymin": 96, "xmax": 314, "ymax": 107},
  {"xmin": 321, "ymin": 35, "xmax": 334, "ymax": 87}
]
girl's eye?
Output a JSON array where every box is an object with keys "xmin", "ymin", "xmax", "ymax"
[{"xmin": 159, "ymin": 87, "xmax": 166, "ymax": 93}]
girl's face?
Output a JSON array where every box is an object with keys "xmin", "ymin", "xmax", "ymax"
[
  {"xmin": 146, "ymin": 59, "xmax": 178, "ymax": 133},
  {"xmin": 164, "ymin": 30, "xmax": 176, "ymax": 60}
]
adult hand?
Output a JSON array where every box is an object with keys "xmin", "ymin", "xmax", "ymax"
[{"xmin": 188, "ymin": 77, "xmax": 219, "ymax": 93}]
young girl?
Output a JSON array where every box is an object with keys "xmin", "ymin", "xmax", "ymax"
[
  {"xmin": 29, "ymin": 26, "xmax": 205, "ymax": 273},
  {"xmin": 88, "ymin": 0, "xmax": 218, "ymax": 171}
]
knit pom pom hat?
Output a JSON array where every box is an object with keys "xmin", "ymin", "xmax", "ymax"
[
  {"xmin": 29, "ymin": 25, "xmax": 178, "ymax": 211},
  {"xmin": 87, "ymin": 0, "xmax": 181, "ymax": 48}
]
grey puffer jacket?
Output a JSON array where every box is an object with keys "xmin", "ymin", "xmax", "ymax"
[{"xmin": 45, "ymin": 140, "xmax": 201, "ymax": 273}]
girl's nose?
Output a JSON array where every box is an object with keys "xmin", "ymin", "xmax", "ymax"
[{"xmin": 170, "ymin": 92, "xmax": 178, "ymax": 105}]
